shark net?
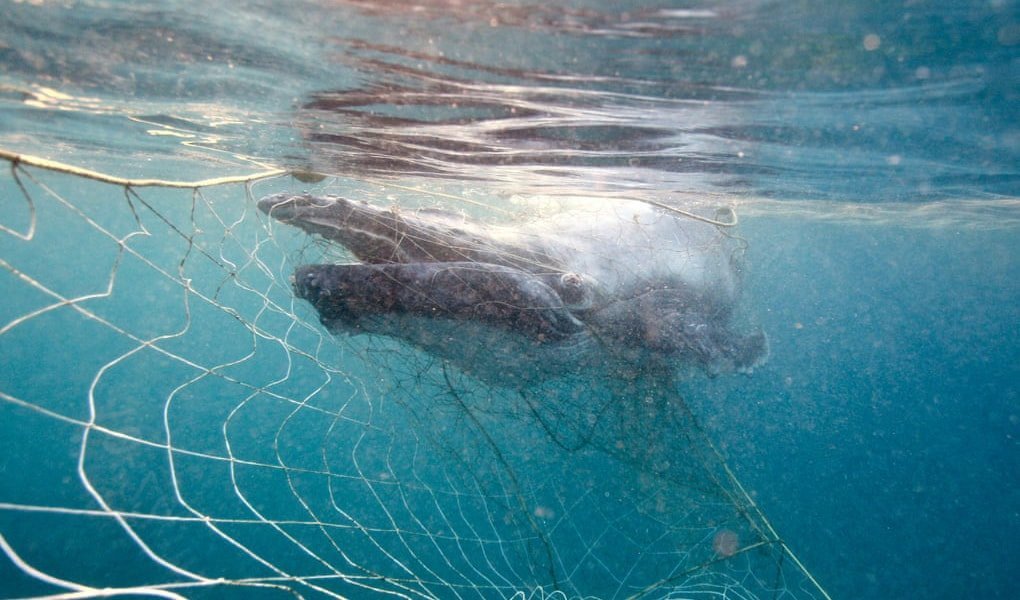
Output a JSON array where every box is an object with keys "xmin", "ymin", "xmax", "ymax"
[{"xmin": 0, "ymin": 151, "xmax": 829, "ymax": 600}]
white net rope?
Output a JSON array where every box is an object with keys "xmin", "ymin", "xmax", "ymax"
[{"xmin": 0, "ymin": 153, "xmax": 828, "ymax": 599}]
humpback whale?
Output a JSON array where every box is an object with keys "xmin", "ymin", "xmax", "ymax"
[{"xmin": 259, "ymin": 193, "xmax": 767, "ymax": 387}]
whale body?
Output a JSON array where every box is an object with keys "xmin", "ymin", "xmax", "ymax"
[{"xmin": 259, "ymin": 193, "xmax": 767, "ymax": 387}]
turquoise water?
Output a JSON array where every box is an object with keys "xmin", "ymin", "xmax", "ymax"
[{"xmin": 0, "ymin": 1, "xmax": 1018, "ymax": 599}]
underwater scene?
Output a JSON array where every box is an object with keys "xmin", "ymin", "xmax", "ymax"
[{"xmin": 0, "ymin": 1, "xmax": 1017, "ymax": 599}]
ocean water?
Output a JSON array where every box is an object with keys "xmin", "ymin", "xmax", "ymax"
[{"xmin": 0, "ymin": 1, "xmax": 1018, "ymax": 599}]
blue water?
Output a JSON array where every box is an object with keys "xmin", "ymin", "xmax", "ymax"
[{"xmin": 0, "ymin": 1, "xmax": 1018, "ymax": 599}]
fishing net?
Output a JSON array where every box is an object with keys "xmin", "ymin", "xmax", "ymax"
[{"xmin": 0, "ymin": 151, "xmax": 829, "ymax": 599}]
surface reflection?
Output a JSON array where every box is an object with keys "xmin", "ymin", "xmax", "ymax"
[{"xmin": 295, "ymin": 33, "xmax": 760, "ymax": 196}]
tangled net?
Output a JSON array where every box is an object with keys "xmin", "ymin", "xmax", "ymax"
[{"xmin": 0, "ymin": 150, "xmax": 829, "ymax": 600}]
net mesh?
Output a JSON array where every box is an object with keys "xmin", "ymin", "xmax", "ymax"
[{"xmin": 0, "ymin": 152, "xmax": 828, "ymax": 599}]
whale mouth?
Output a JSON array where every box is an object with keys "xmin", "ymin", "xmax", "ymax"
[
  {"xmin": 258, "ymin": 192, "xmax": 335, "ymax": 217},
  {"xmin": 258, "ymin": 193, "xmax": 400, "ymax": 258},
  {"xmin": 260, "ymin": 193, "xmax": 586, "ymax": 342}
]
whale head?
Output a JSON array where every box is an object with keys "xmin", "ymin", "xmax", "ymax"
[{"xmin": 259, "ymin": 192, "xmax": 767, "ymax": 386}]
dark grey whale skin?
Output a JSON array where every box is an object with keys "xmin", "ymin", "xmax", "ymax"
[
  {"xmin": 258, "ymin": 192, "xmax": 767, "ymax": 385},
  {"xmin": 292, "ymin": 262, "xmax": 584, "ymax": 341}
]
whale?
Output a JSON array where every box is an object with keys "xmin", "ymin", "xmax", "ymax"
[{"xmin": 258, "ymin": 192, "xmax": 768, "ymax": 387}]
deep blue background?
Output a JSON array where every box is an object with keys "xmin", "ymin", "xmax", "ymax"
[{"xmin": 692, "ymin": 221, "xmax": 1019, "ymax": 598}]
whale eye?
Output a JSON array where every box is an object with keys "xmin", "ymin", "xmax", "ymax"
[{"xmin": 557, "ymin": 272, "xmax": 592, "ymax": 308}]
